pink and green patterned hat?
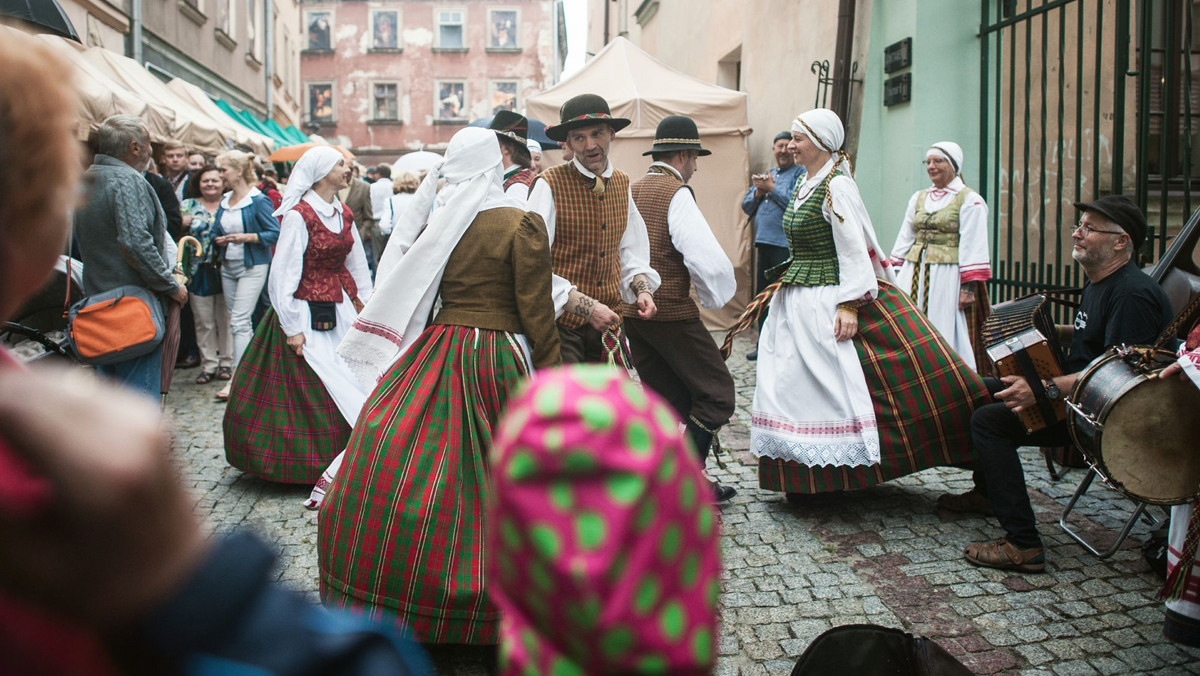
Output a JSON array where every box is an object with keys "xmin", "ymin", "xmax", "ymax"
[{"xmin": 488, "ymin": 364, "xmax": 721, "ymax": 675}]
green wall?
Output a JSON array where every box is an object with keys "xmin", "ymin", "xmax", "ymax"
[{"xmin": 855, "ymin": 0, "xmax": 983, "ymax": 252}]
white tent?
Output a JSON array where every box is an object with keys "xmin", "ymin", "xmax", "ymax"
[
  {"xmin": 528, "ymin": 37, "xmax": 753, "ymax": 329},
  {"xmin": 167, "ymin": 78, "xmax": 275, "ymax": 156}
]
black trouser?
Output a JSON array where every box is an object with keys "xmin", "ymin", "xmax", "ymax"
[
  {"xmin": 556, "ymin": 324, "xmax": 607, "ymax": 364},
  {"xmin": 624, "ymin": 317, "xmax": 736, "ymax": 464},
  {"xmin": 971, "ymin": 377, "xmax": 1070, "ymax": 548},
  {"xmin": 754, "ymin": 244, "xmax": 789, "ymax": 330}
]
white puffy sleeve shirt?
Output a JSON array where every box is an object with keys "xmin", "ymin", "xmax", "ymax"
[
  {"xmin": 890, "ymin": 177, "xmax": 991, "ymax": 284},
  {"xmin": 269, "ymin": 191, "xmax": 374, "ymax": 337}
]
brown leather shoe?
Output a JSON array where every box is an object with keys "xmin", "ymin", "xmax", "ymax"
[
  {"xmin": 964, "ymin": 539, "xmax": 1046, "ymax": 573},
  {"xmin": 937, "ymin": 489, "xmax": 993, "ymax": 516}
]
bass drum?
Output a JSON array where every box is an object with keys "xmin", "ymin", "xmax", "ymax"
[{"xmin": 1067, "ymin": 347, "xmax": 1200, "ymax": 505}]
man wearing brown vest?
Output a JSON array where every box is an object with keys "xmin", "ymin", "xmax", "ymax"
[
  {"xmin": 624, "ymin": 116, "xmax": 738, "ymax": 503},
  {"xmin": 530, "ymin": 94, "xmax": 660, "ymax": 362}
]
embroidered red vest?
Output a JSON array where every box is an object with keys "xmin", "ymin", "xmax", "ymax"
[
  {"xmin": 290, "ymin": 201, "xmax": 359, "ymax": 303},
  {"xmin": 537, "ymin": 163, "xmax": 630, "ymax": 329},
  {"xmin": 626, "ymin": 168, "xmax": 698, "ymax": 321},
  {"xmin": 504, "ymin": 167, "xmax": 537, "ymax": 191}
]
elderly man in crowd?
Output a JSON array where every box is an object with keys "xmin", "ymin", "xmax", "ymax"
[
  {"xmin": 946, "ymin": 196, "xmax": 1172, "ymax": 573},
  {"xmin": 73, "ymin": 115, "xmax": 188, "ymax": 397},
  {"xmin": 741, "ymin": 130, "xmax": 804, "ymax": 361},
  {"xmin": 528, "ymin": 93, "xmax": 661, "ymax": 363}
]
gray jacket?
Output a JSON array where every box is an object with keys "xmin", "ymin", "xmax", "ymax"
[{"xmin": 74, "ymin": 155, "xmax": 178, "ymax": 297}]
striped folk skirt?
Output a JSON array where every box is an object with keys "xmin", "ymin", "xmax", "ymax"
[
  {"xmin": 757, "ymin": 281, "xmax": 989, "ymax": 494},
  {"xmin": 223, "ymin": 309, "xmax": 351, "ymax": 484},
  {"xmin": 318, "ymin": 324, "xmax": 530, "ymax": 645}
]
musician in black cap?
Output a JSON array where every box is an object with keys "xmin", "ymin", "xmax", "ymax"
[
  {"xmin": 489, "ymin": 110, "xmax": 536, "ymax": 201},
  {"xmin": 942, "ymin": 195, "xmax": 1172, "ymax": 573},
  {"xmin": 623, "ymin": 115, "xmax": 738, "ymax": 503},
  {"xmin": 528, "ymin": 93, "xmax": 660, "ymax": 362}
]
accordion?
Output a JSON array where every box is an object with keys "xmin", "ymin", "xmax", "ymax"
[{"xmin": 980, "ymin": 294, "xmax": 1067, "ymax": 433}]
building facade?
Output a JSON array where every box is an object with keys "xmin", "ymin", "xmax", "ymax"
[
  {"xmin": 299, "ymin": 0, "xmax": 567, "ymax": 166},
  {"xmin": 61, "ymin": 0, "xmax": 302, "ymax": 127}
]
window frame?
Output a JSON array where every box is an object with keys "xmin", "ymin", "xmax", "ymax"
[
  {"xmin": 304, "ymin": 9, "xmax": 335, "ymax": 53},
  {"xmin": 307, "ymin": 81, "xmax": 336, "ymax": 126},
  {"xmin": 433, "ymin": 79, "xmax": 468, "ymax": 123},
  {"xmin": 433, "ymin": 7, "xmax": 467, "ymax": 51},
  {"xmin": 488, "ymin": 79, "xmax": 519, "ymax": 114},
  {"xmin": 371, "ymin": 80, "xmax": 401, "ymax": 122},
  {"xmin": 369, "ymin": 7, "xmax": 402, "ymax": 52},
  {"xmin": 487, "ymin": 7, "xmax": 521, "ymax": 52}
]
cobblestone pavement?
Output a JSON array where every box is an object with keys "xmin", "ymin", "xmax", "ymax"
[{"xmin": 169, "ymin": 334, "xmax": 1200, "ymax": 675}]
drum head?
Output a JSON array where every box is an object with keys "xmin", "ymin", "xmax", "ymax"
[{"xmin": 1102, "ymin": 372, "xmax": 1200, "ymax": 504}]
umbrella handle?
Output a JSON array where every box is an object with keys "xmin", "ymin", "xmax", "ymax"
[{"xmin": 174, "ymin": 236, "xmax": 202, "ymax": 286}]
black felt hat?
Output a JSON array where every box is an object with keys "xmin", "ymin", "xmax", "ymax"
[
  {"xmin": 1073, "ymin": 195, "xmax": 1148, "ymax": 250},
  {"xmin": 489, "ymin": 110, "xmax": 528, "ymax": 145},
  {"xmin": 544, "ymin": 94, "xmax": 631, "ymax": 142},
  {"xmin": 642, "ymin": 115, "xmax": 711, "ymax": 157}
]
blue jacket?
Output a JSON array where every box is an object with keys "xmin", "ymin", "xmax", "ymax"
[
  {"xmin": 213, "ymin": 191, "xmax": 280, "ymax": 268},
  {"xmin": 741, "ymin": 164, "xmax": 803, "ymax": 248}
]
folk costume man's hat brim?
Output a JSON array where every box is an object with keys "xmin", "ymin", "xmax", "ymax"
[
  {"xmin": 489, "ymin": 110, "xmax": 529, "ymax": 145},
  {"xmin": 642, "ymin": 115, "xmax": 711, "ymax": 156},
  {"xmin": 544, "ymin": 94, "xmax": 631, "ymax": 142}
]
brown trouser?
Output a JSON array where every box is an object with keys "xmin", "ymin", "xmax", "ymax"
[
  {"xmin": 623, "ymin": 316, "xmax": 736, "ymax": 429},
  {"xmin": 556, "ymin": 324, "xmax": 608, "ymax": 364}
]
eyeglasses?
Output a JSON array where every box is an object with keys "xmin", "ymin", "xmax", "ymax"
[{"xmin": 1073, "ymin": 222, "xmax": 1126, "ymax": 237}]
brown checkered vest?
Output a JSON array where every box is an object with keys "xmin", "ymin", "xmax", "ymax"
[
  {"xmin": 625, "ymin": 167, "xmax": 698, "ymax": 321},
  {"xmin": 537, "ymin": 163, "xmax": 630, "ymax": 329}
]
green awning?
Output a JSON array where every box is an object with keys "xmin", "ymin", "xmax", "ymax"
[{"xmin": 214, "ymin": 98, "xmax": 302, "ymax": 147}]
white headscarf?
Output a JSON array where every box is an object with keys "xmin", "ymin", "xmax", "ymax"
[
  {"xmin": 526, "ymin": 139, "xmax": 543, "ymax": 154},
  {"xmin": 791, "ymin": 108, "xmax": 845, "ymax": 153},
  {"xmin": 926, "ymin": 141, "xmax": 964, "ymax": 176},
  {"xmin": 274, "ymin": 146, "xmax": 344, "ymax": 216},
  {"xmin": 337, "ymin": 127, "xmax": 523, "ymax": 386}
]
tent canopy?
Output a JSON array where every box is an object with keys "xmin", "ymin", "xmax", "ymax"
[
  {"xmin": 167, "ymin": 79, "xmax": 274, "ymax": 155},
  {"xmin": 527, "ymin": 37, "xmax": 753, "ymax": 329}
]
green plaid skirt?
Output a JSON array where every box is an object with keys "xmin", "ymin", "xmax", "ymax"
[
  {"xmin": 318, "ymin": 324, "xmax": 529, "ymax": 645},
  {"xmin": 223, "ymin": 309, "xmax": 350, "ymax": 484},
  {"xmin": 759, "ymin": 281, "xmax": 989, "ymax": 494}
]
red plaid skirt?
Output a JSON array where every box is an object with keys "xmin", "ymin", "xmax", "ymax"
[
  {"xmin": 223, "ymin": 309, "xmax": 351, "ymax": 484},
  {"xmin": 760, "ymin": 281, "xmax": 989, "ymax": 493},
  {"xmin": 318, "ymin": 325, "xmax": 529, "ymax": 645}
]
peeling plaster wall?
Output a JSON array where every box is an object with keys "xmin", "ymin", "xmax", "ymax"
[{"xmin": 300, "ymin": 0, "xmax": 561, "ymax": 166}]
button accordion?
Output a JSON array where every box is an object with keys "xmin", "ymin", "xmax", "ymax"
[{"xmin": 980, "ymin": 294, "xmax": 1067, "ymax": 433}]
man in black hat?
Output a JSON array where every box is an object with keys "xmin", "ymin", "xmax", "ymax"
[
  {"xmin": 528, "ymin": 93, "xmax": 661, "ymax": 362},
  {"xmin": 741, "ymin": 131, "xmax": 805, "ymax": 361},
  {"xmin": 623, "ymin": 115, "xmax": 738, "ymax": 502},
  {"xmin": 489, "ymin": 110, "xmax": 536, "ymax": 201},
  {"xmin": 944, "ymin": 195, "xmax": 1172, "ymax": 573}
]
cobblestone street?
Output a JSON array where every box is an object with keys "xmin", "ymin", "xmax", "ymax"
[{"xmin": 168, "ymin": 333, "xmax": 1200, "ymax": 675}]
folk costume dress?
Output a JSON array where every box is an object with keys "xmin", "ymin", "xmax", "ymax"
[
  {"xmin": 320, "ymin": 127, "xmax": 561, "ymax": 645},
  {"xmin": 1164, "ymin": 322, "xmax": 1200, "ymax": 647},
  {"xmin": 890, "ymin": 173, "xmax": 992, "ymax": 371},
  {"xmin": 752, "ymin": 156, "xmax": 988, "ymax": 494},
  {"xmin": 222, "ymin": 190, "xmax": 373, "ymax": 484},
  {"xmin": 489, "ymin": 365, "xmax": 721, "ymax": 675}
]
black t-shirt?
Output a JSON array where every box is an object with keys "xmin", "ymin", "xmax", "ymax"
[{"xmin": 1066, "ymin": 260, "xmax": 1174, "ymax": 372}]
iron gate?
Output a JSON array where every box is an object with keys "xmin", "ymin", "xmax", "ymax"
[{"xmin": 979, "ymin": 0, "xmax": 1200, "ymax": 314}]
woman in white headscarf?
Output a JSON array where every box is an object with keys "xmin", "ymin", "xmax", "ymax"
[
  {"xmin": 317, "ymin": 127, "xmax": 560, "ymax": 646},
  {"xmin": 890, "ymin": 142, "xmax": 992, "ymax": 372},
  {"xmin": 223, "ymin": 147, "xmax": 374, "ymax": 485},
  {"xmin": 732, "ymin": 109, "xmax": 988, "ymax": 498}
]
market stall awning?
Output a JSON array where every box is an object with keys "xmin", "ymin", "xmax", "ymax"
[
  {"xmin": 84, "ymin": 47, "xmax": 238, "ymax": 153},
  {"xmin": 23, "ymin": 28, "xmax": 176, "ymax": 143},
  {"xmin": 213, "ymin": 98, "xmax": 302, "ymax": 148},
  {"xmin": 166, "ymin": 78, "xmax": 274, "ymax": 155}
]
